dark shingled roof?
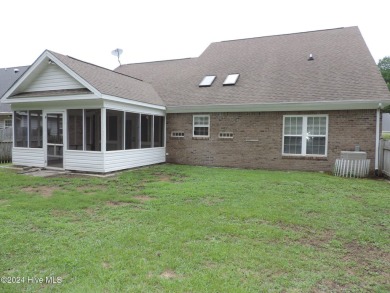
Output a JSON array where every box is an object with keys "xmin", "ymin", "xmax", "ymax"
[
  {"xmin": 0, "ymin": 66, "xmax": 29, "ymax": 112},
  {"xmin": 115, "ymin": 27, "xmax": 390, "ymax": 107},
  {"xmin": 49, "ymin": 51, "xmax": 164, "ymax": 106}
]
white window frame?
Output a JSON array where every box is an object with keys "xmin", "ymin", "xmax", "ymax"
[
  {"xmin": 282, "ymin": 114, "xmax": 328, "ymax": 157},
  {"xmin": 4, "ymin": 119, "xmax": 12, "ymax": 128},
  {"xmin": 199, "ymin": 75, "xmax": 216, "ymax": 87},
  {"xmin": 193, "ymin": 115, "xmax": 210, "ymax": 138}
]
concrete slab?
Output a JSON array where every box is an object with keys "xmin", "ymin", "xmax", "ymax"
[{"xmin": 19, "ymin": 168, "xmax": 71, "ymax": 177}]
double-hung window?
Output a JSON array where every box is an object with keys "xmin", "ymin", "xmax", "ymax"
[
  {"xmin": 193, "ymin": 115, "xmax": 210, "ymax": 138},
  {"xmin": 5, "ymin": 119, "xmax": 12, "ymax": 128},
  {"xmin": 283, "ymin": 115, "xmax": 328, "ymax": 156}
]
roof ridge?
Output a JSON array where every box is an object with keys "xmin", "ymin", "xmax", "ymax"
[
  {"xmin": 0, "ymin": 65, "xmax": 30, "ymax": 70},
  {"xmin": 49, "ymin": 51, "xmax": 144, "ymax": 82},
  {"xmin": 120, "ymin": 57, "xmax": 194, "ymax": 67},
  {"xmin": 218, "ymin": 26, "xmax": 352, "ymax": 44}
]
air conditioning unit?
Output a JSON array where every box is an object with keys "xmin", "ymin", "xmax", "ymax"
[
  {"xmin": 340, "ymin": 151, "xmax": 367, "ymax": 160},
  {"xmin": 335, "ymin": 151, "xmax": 370, "ymax": 178}
]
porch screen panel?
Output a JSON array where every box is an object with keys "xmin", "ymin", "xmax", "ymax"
[
  {"xmin": 154, "ymin": 116, "xmax": 165, "ymax": 147},
  {"xmin": 106, "ymin": 110, "xmax": 124, "ymax": 151},
  {"xmin": 141, "ymin": 114, "xmax": 152, "ymax": 148},
  {"xmin": 29, "ymin": 110, "xmax": 43, "ymax": 148},
  {"xmin": 68, "ymin": 109, "xmax": 83, "ymax": 150},
  {"xmin": 14, "ymin": 111, "xmax": 28, "ymax": 147},
  {"xmin": 125, "ymin": 112, "xmax": 140, "ymax": 149},
  {"xmin": 85, "ymin": 109, "xmax": 101, "ymax": 151}
]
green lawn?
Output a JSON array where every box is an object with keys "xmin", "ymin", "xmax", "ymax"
[{"xmin": 0, "ymin": 164, "xmax": 389, "ymax": 292}]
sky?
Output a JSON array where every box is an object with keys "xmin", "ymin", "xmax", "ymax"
[{"xmin": 0, "ymin": 0, "xmax": 389, "ymax": 70}]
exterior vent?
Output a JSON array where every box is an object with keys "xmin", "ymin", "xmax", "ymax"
[{"xmin": 308, "ymin": 54, "xmax": 314, "ymax": 61}]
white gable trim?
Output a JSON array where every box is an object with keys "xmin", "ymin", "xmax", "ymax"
[
  {"xmin": 2, "ymin": 50, "xmax": 102, "ymax": 102},
  {"xmin": 102, "ymin": 94, "xmax": 166, "ymax": 111},
  {"xmin": 3, "ymin": 94, "xmax": 98, "ymax": 104},
  {"xmin": 46, "ymin": 51, "xmax": 101, "ymax": 97}
]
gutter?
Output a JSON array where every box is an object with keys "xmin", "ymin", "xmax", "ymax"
[{"xmin": 375, "ymin": 104, "xmax": 382, "ymax": 176}]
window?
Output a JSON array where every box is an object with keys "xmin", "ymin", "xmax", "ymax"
[
  {"xmin": 141, "ymin": 114, "xmax": 153, "ymax": 148},
  {"xmin": 154, "ymin": 116, "xmax": 165, "ymax": 147},
  {"xmin": 14, "ymin": 111, "xmax": 28, "ymax": 147},
  {"xmin": 68, "ymin": 110, "xmax": 83, "ymax": 150},
  {"xmin": 125, "ymin": 113, "xmax": 140, "ymax": 149},
  {"xmin": 13, "ymin": 110, "xmax": 42, "ymax": 148},
  {"xmin": 199, "ymin": 75, "xmax": 216, "ymax": 87},
  {"xmin": 283, "ymin": 115, "xmax": 328, "ymax": 156},
  {"xmin": 85, "ymin": 109, "xmax": 101, "ymax": 151},
  {"xmin": 223, "ymin": 74, "xmax": 240, "ymax": 85},
  {"xmin": 193, "ymin": 115, "xmax": 210, "ymax": 137},
  {"xmin": 5, "ymin": 119, "xmax": 12, "ymax": 128},
  {"xmin": 106, "ymin": 110, "xmax": 123, "ymax": 151},
  {"xmin": 171, "ymin": 131, "xmax": 184, "ymax": 138}
]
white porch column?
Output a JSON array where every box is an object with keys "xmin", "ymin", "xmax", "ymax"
[{"xmin": 101, "ymin": 108, "xmax": 106, "ymax": 152}]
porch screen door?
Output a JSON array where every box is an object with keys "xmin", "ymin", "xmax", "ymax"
[{"xmin": 47, "ymin": 113, "xmax": 63, "ymax": 168}]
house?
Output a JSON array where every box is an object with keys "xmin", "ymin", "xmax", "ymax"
[
  {"xmin": 383, "ymin": 114, "xmax": 390, "ymax": 134},
  {"xmin": 2, "ymin": 26, "xmax": 390, "ymax": 173},
  {"xmin": 0, "ymin": 66, "xmax": 29, "ymax": 129}
]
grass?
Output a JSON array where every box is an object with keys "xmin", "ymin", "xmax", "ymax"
[
  {"xmin": 382, "ymin": 133, "xmax": 390, "ymax": 140},
  {"xmin": 0, "ymin": 164, "xmax": 389, "ymax": 292}
]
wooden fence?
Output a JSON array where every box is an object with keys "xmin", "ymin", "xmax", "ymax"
[
  {"xmin": 381, "ymin": 139, "xmax": 390, "ymax": 177},
  {"xmin": 0, "ymin": 128, "xmax": 12, "ymax": 163}
]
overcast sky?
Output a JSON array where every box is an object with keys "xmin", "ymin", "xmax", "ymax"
[{"xmin": 1, "ymin": 0, "xmax": 389, "ymax": 70}]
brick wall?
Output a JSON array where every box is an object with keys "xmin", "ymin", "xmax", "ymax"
[{"xmin": 166, "ymin": 110, "xmax": 378, "ymax": 172}]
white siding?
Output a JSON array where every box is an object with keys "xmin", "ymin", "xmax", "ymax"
[
  {"xmin": 64, "ymin": 151, "xmax": 105, "ymax": 173},
  {"xmin": 24, "ymin": 65, "xmax": 84, "ymax": 92},
  {"xmin": 12, "ymin": 148, "xmax": 45, "ymax": 167},
  {"xmin": 383, "ymin": 113, "xmax": 390, "ymax": 132},
  {"xmin": 104, "ymin": 148, "xmax": 166, "ymax": 172}
]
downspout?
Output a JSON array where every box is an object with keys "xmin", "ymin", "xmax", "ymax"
[{"xmin": 375, "ymin": 103, "xmax": 382, "ymax": 176}]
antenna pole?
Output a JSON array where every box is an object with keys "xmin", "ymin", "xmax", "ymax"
[{"xmin": 117, "ymin": 49, "xmax": 121, "ymax": 65}]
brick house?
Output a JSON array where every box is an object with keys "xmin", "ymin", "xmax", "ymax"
[{"xmin": 2, "ymin": 27, "xmax": 390, "ymax": 173}]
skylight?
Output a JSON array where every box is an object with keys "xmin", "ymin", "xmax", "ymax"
[
  {"xmin": 223, "ymin": 74, "xmax": 240, "ymax": 86},
  {"xmin": 199, "ymin": 75, "xmax": 216, "ymax": 87}
]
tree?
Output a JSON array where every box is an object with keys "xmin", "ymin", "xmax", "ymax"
[{"xmin": 378, "ymin": 56, "xmax": 390, "ymax": 91}]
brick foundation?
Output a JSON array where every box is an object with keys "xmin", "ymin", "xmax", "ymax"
[{"xmin": 166, "ymin": 110, "xmax": 378, "ymax": 172}]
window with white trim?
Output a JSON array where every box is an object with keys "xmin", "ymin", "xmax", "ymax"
[
  {"xmin": 193, "ymin": 115, "xmax": 210, "ymax": 137},
  {"xmin": 5, "ymin": 119, "xmax": 12, "ymax": 128},
  {"xmin": 283, "ymin": 115, "xmax": 328, "ymax": 156}
]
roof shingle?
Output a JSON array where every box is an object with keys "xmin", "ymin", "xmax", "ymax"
[
  {"xmin": 49, "ymin": 51, "xmax": 164, "ymax": 106},
  {"xmin": 116, "ymin": 27, "xmax": 390, "ymax": 107}
]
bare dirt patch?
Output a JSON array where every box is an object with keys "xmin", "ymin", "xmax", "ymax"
[
  {"xmin": 160, "ymin": 270, "xmax": 178, "ymax": 279},
  {"xmin": 201, "ymin": 197, "xmax": 224, "ymax": 206},
  {"xmin": 51, "ymin": 209, "xmax": 70, "ymax": 217},
  {"xmin": 22, "ymin": 186, "xmax": 60, "ymax": 198},
  {"xmin": 102, "ymin": 262, "xmax": 111, "ymax": 269},
  {"xmin": 77, "ymin": 184, "xmax": 107, "ymax": 194},
  {"xmin": 105, "ymin": 201, "xmax": 144, "ymax": 209},
  {"xmin": 277, "ymin": 223, "xmax": 335, "ymax": 248},
  {"xmin": 0, "ymin": 199, "xmax": 9, "ymax": 204},
  {"xmin": 313, "ymin": 279, "xmax": 348, "ymax": 292},
  {"xmin": 298, "ymin": 230, "xmax": 335, "ymax": 248},
  {"xmin": 159, "ymin": 175, "xmax": 172, "ymax": 182},
  {"xmin": 106, "ymin": 201, "xmax": 132, "ymax": 207},
  {"xmin": 132, "ymin": 195, "xmax": 155, "ymax": 202},
  {"xmin": 343, "ymin": 241, "xmax": 390, "ymax": 275}
]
